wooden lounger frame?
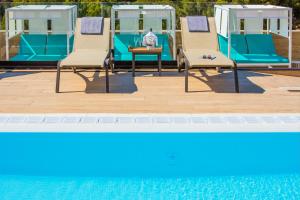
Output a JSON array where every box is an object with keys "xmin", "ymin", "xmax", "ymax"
[
  {"xmin": 179, "ymin": 17, "xmax": 239, "ymax": 93},
  {"xmin": 183, "ymin": 59, "xmax": 239, "ymax": 93},
  {"xmin": 55, "ymin": 50, "xmax": 112, "ymax": 93}
]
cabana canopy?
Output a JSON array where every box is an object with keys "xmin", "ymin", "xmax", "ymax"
[
  {"xmin": 214, "ymin": 5, "xmax": 292, "ymax": 67},
  {"xmin": 5, "ymin": 5, "xmax": 77, "ymax": 61},
  {"xmin": 111, "ymin": 5, "xmax": 176, "ymax": 60}
]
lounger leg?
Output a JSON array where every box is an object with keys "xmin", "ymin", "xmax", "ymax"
[
  {"xmin": 111, "ymin": 60, "xmax": 115, "ymax": 73},
  {"xmin": 185, "ymin": 64, "xmax": 189, "ymax": 92},
  {"xmin": 177, "ymin": 54, "xmax": 181, "ymax": 72},
  {"xmin": 105, "ymin": 65, "xmax": 109, "ymax": 93},
  {"xmin": 233, "ymin": 62, "xmax": 239, "ymax": 93},
  {"xmin": 72, "ymin": 67, "xmax": 77, "ymax": 73},
  {"xmin": 158, "ymin": 53, "xmax": 162, "ymax": 76},
  {"xmin": 56, "ymin": 62, "xmax": 61, "ymax": 93}
]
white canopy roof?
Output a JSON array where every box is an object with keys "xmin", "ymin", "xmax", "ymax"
[
  {"xmin": 215, "ymin": 5, "xmax": 289, "ymax": 10},
  {"xmin": 7, "ymin": 5, "xmax": 77, "ymax": 20},
  {"xmin": 6, "ymin": 5, "xmax": 77, "ymax": 36},
  {"xmin": 215, "ymin": 4, "xmax": 291, "ymax": 19},
  {"xmin": 112, "ymin": 5, "xmax": 175, "ymax": 11},
  {"xmin": 7, "ymin": 5, "xmax": 76, "ymax": 11}
]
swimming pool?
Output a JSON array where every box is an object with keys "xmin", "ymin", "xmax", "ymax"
[{"xmin": 0, "ymin": 114, "xmax": 299, "ymax": 199}]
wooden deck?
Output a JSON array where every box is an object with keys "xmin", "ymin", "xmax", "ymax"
[{"xmin": 0, "ymin": 69, "xmax": 300, "ymax": 113}]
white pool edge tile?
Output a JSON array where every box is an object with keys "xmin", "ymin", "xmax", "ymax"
[{"xmin": 0, "ymin": 113, "xmax": 299, "ymax": 133}]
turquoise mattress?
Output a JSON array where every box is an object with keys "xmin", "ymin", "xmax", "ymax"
[
  {"xmin": 218, "ymin": 34, "xmax": 289, "ymax": 64},
  {"xmin": 114, "ymin": 33, "xmax": 173, "ymax": 61},
  {"xmin": 10, "ymin": 34, "xmax": 74, "ymax": 62}
]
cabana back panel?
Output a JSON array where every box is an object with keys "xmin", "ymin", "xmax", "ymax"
[
  {"xmin": 273, "ymin": 32, "xmax": 300, "ymax": 60},
  {"xmin": 0, "ymin": 32, "xmax": 20, "ymax": 60},
  {"xmin": 0, "ymin": 32, "xmax": 5, "ymax": 60}
]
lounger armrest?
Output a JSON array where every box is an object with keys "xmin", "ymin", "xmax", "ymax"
[
  {"xmin": 105, "ymin": 49, "xmax": 113, "ymax": 59},
  {"xmin": 104, "ymin": 49, "xmax": 113, "ymax": 69}
]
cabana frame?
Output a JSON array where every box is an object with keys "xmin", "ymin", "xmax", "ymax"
[
  {"xmin": 214, "ymin": 5, "xmax": 293, "ymax": 68},
  {"xmin": 5, "ymin": 5, "xmax": 77, "ymax": 61},
  {"xmin": 111, "ymin": 5, "xmax": 176, "ymax": 60}
]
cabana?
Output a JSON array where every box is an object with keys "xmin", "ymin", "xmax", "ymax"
[
  {"xmin": 214, "ymin": 5, "xmax": 292, "ymax": 68},
  {"xmin": 5, "ymin": 5, "xmax": 77, "ymax": 61},
  {"xmin": 111, "ymin": 5, "xmax": 176, "ymax": 61}
]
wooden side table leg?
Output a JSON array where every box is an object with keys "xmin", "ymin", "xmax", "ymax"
[
  {"xmin": 132, "ymin": 53, "xmax": 135, "ymax": 77},
  {"xmin": 158, "ymin": 53, "xmax": 162, "ymax": 76}
]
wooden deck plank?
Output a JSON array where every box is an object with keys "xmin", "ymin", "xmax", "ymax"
[{"xmin": 0, "ymin": 69, "xmax": 299, "ymax": 113}]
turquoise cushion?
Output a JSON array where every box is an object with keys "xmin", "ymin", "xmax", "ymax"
[
  {"xmin": 114, "ymin": 33, "xmax": 172, "ymax": 61},
  {"xmin": 20, "ymin": 34, "xmax": 47, "ymax": 55},
  {"xmin": 235, "ymin": 54, "xmax": 289, "ymax": 64},
  {"xmin": 246, "ymin": 34, "xmax": 276, "ymax": 54},
  {"xmin": 47, "ymin": 34, "xmax": 67, "ymax": 55},
  {"xmin": 10, "ymin": 54, "xmax": 32, "ymax": 61},
  {"xmin": 11, "ymin": 34, "xmax": 74, "ymax": 61},
  {"xmin": 231, "ymin": 34, "xmax": 248, "ymax": 54},
  {"xmin": 218, "ymin": 34, "xmax": 229, "ymax": 56},
  {"xmin": 47, "ymin": 34, "xmax": 74, "ymax": 55},
  {"xmin": 10, "ymin": 54, "xmax": 66, "ymax": 61},
  {"xmin": 218, "ymin": 34, "xmax": 247, "ymax": 61},
  {"xmin": 218, "ymin": 34, "xmax": 288, "ymax": 64},
  {"xmin": 29, "ymin": 55, "xmax": 67, "ymax": 61}
]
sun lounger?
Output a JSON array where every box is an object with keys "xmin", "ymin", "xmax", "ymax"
[
  {"xmin": 179, "ymin": 17, "xmax": 239, "ymax": 93},
  {"xmin": 56, "ymin": 18, "xmax": 111, "ymax": 93}
]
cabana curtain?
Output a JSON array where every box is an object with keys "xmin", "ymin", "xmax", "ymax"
[
  {"xmin": 118, "ymin": 10, "xmax": 139, "ymax": 33},
  {"xmin": 52, "ymin": 12, "xmax": 70, "ymax": 34},
  {"xmin": 244, "ymin": 18, "xmax": 263, "ymax": 34},
  {"xmin": 220, "ymin": 10, "xmax": 228, "ymax": 37},
  {"xmin": 29, "ymin": 19, "xmax": 48, "ymax": 34}
]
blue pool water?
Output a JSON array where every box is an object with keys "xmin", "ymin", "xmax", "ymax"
[
  {"xmin": 114, "ymin": 33, "xmax": 173, "ymax": 61},
  {"xmin": 0, "ymin": 132, "xmax": 299, "ymax": 199}
]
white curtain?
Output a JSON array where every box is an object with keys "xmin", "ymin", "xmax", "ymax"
[
  {"xmin": 29, "ymin": 19, "xmax": 47, "ymax": 34},
  {"xmin": 270, "ymin": 18, "xmax": 278, "ymax": 34},
  {"xmin": 118, "ymin": 10, "xmax": 140, "ymax": 33},
  {"xmin": 52, "ymin": 12, "xmax": 70, "ymax": 34},
  {"xmin": 12, "ymin": 11, "xmax": 35, "ymax": 19},
  {"xmin": 279, "ymin": 18, "xmax": 289, "ymax": 38},
  {"xmin": 220, "ymin": 10, "xmax": 228, "ymax": 37},
  {"xmin": 39, "ymin": 11, "xmax": 62, "ymax": 19},
  {"xmin": 244, "ymin": 18, "xmax": 263, "ymax": 34},
  {"xmin": 143, "ymin": 11, "xmax": 163, "ymax": 33},
  {"xmin": 8, "ymin": 19, "xmax": 15, "ymax": 38},
  {"xmin": 215, "ymin": 8, "xmax": 222, "ymax": 34},
  {"xmin": 229, "ymin": 10, "xmax": 239, "ymax": 34}
]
